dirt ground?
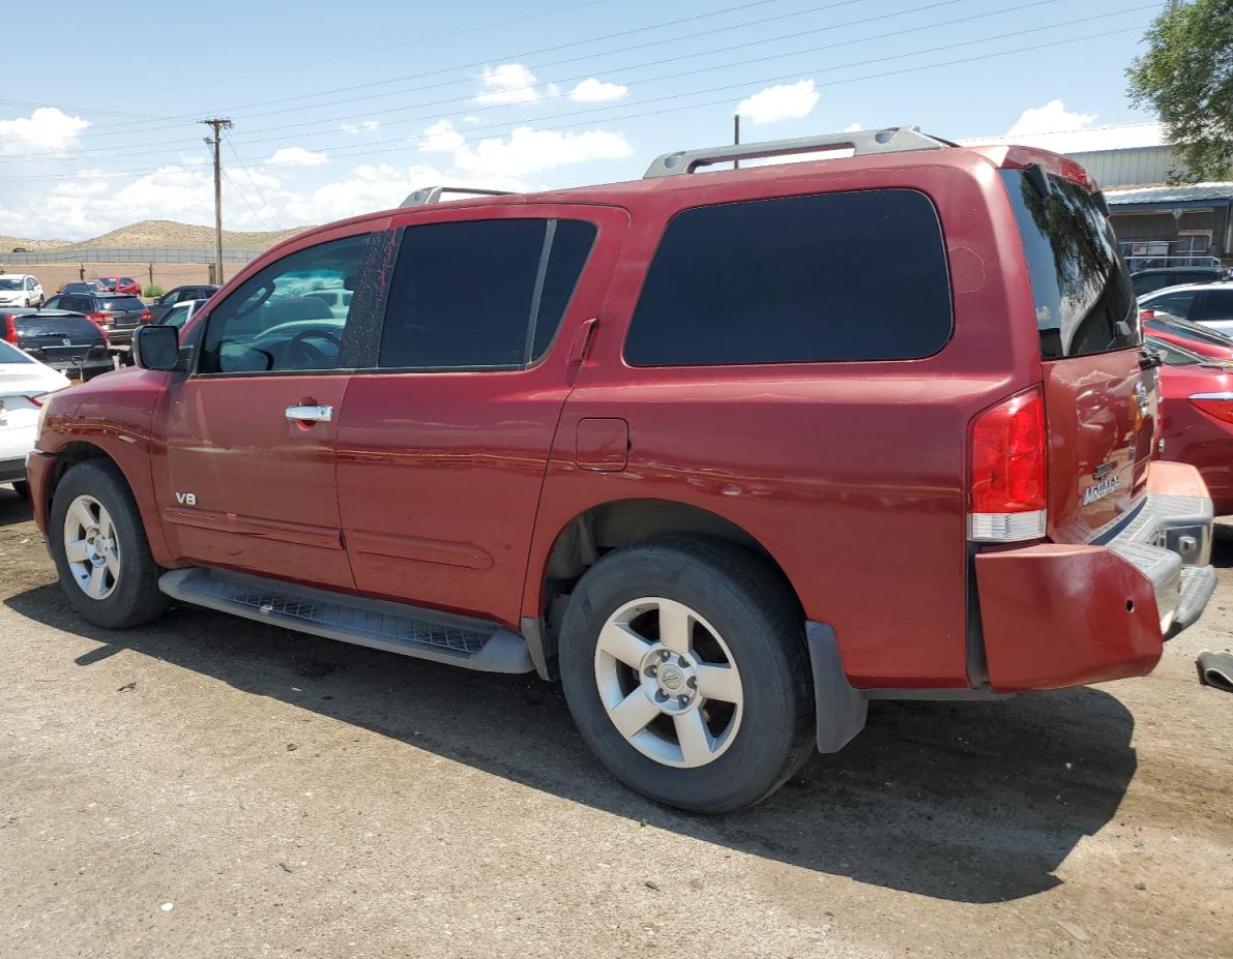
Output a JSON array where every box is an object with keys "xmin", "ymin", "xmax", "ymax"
[{"xmin": 0, "ymin": 487, "xmax": 1229, "ymax": 959}]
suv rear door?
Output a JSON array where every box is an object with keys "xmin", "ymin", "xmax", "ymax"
[
  {"xmin": 335, "ymin": 205, "xmax": 627, "ymax": 625},
  {"xmin": 1000, "ymin": 166, "xmax": 1152, "ymax": 542},
  {"xmin": 155, "ymin": 227, "xmax": 380, "ymax": 589}
]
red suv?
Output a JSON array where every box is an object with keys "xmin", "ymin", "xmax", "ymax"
[{"xmin": 24, "ymin": 128, "xmax": 1216, "ymax": 812}]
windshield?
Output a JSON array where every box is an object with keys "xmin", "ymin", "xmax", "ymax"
[
  {"xmin": 0, "ymin": 339, "xmax": 33, "ymax": 363},
  {"xmin": 1001, "ymin": 169, "xmax": 1138, "ymax": 359},
  {"xmin": 0, "ymin": 278, "xmax": 22, "ymax": 290}
]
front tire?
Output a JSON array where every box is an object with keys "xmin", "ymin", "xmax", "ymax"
[
  {"xmin": 49, "ymin": 460, "xmax": 168, "ymax": 629},
  {"xmin": 559, "ymin": 536, "xmax": 814, "ymax": 813}
]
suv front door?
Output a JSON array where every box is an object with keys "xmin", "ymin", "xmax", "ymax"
[
  {"xmin": 154, "ymin": 227, "xmax": 378, "ymax": 588},
  {"xmin": 336, "ymin": 205, "xmax": 626, "ymax": 625}
]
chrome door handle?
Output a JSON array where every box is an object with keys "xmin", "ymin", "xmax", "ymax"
[{"xmin": 285, "ymin": 404, "xmax": 333, "ymax": 423}]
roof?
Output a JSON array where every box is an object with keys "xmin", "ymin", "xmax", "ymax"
[
  {"xmin": 1105, "ymin": 182, "xmax": 1233, "ymax": 208},
  {"xmin": 958, "ymin": 122, "xmax": 1164, "ymax": 155}
]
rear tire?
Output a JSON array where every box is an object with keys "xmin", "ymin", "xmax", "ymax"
[
  {"xmin": 559, "ymin": 536, "xmax": 814, "ymax": 813},
  {"xmin": 49, "ymin": 460, "xmax": 168, "ymax": 629}
]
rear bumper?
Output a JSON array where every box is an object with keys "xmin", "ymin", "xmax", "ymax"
[{"xmin": 976, "ymin": 462, "xmax": 1215, "ymax": 692}]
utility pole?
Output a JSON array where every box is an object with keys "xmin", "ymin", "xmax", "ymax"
[
  {"xmin": 733, "ymin": 114, "xmax": 741, "ymax": 169},
  {"xmin": 200, "ymin": 118, "xmax": 233, "ymax": 284}
]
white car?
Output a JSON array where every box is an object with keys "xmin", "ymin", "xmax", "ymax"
[
  {"xmin": 1138, "ymin": 282, "xmax": 1233, "ymax": 337},
  {"xmin": 0, "ymin": 273, "xmax": 44, "ymax": 309},
  {"xmin": 1, "ymin": 339, "xmax": 71, "ymax": 497}
]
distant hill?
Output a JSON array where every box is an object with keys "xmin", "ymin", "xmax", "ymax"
[{"xmin": 3, "ymin": 219, "xmax": 309, "ymax": 253}]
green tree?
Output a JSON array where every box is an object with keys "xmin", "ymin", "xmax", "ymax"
[{"xmin": 1127, "ymin": 0, "xmax": 1233, "ymax": 182}]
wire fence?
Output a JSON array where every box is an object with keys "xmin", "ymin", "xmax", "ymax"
[{"xmin": 1, "ymin": 247, "xmax": 264, "ymax": 265}]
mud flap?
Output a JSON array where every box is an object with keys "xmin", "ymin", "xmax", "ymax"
[{"xmin": 806, "ymin": 621, "xmax": 868, "ymax": 753}]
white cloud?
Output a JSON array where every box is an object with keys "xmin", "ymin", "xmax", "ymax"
[
  {"xmin": 475, "ymin": 63, "xmax": 541, "ymax": 106},
  {"xmin": 736, "ymin": 79, "xmax": 820, "ymax": 125},
  {"xmin": 567, "ymin": 77, "xmax": 629, "ymax": 103},
  {"xmin": 267, "ymin": 146, "xmax": 329, "ymax": 166},
  {"xmin": 1006, "ymin": 99, "xmax": 1097, "ymax": 137},
  {"xmin": 341, "ymin": 120, "xmax": 381, "ymax": 135},
  {"xmin": 843, "ymin": 122, "xmax": 863, "ymax": 133},
  {"xmin": 462, "ymin": 115, "xmax": 481, "ymax": 125},
  {"xmin": 420, "ymin": 119, "xmax": 466, "ymax": 153},
  {"xmin": 0, "ymin": 106, "xmax": 90, "ymax": 155},
  {"xmin": 450, "ymin": 126, "xmax": 633, "ymax": 178}
]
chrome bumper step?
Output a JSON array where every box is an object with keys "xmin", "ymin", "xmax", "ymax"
[{"xmin": 159, "ymin": 568, "xmax": 534, "ymax": 673}]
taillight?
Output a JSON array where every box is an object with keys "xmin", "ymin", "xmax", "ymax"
[
  {"xmin": 1059, "ymin": 157, "xmax": 1095, "ymax": 191},
  {"xmin": 87, "ymin": 311, "xmax": 111, "ymax": 327},
  {"xmin": 1139, "ymin": 308, "xmax": 1156, "ymax": 321},
  {"xmin": 26, "ymin": 392, "xmax": 47, "ymax": 408},
  {"xmin": 969, "ymin": 386, "xmax": 1048, "ymax": 542},
  {"xmin": 140, "ymin": 309, "xmax": 152, "ymax": 322},
  {"xmin": 1189, "ymin": 392, "xmax": 1233, "ymax": 425},
  {"xmin": 2, "ymin": 315, "xmax": 16, "ymax": 345}
]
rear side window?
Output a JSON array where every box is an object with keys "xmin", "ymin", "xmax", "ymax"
[
  {"xmin": 1001, "ymin": 169, "xmax": 1137, "ymax": 359},
  {"xmin": 1200, "ymin": 290, "xmax": 1233, "ymax": 321},
  {"xmin": 15, "ymin": 315, "xmax": 103, "ymax": 339},
  {"xmin": 380, "ymin": 218, "xmax": 596, "ymax": 369},
  {"xmin": 1149, "ymin": 290, "xmax": 1198, "ymax": 318},
  {"xmin": 624, "ymin": 190, "xmax": 952, "ymax": 366}
]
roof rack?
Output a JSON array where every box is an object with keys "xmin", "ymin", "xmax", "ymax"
[
  {"xmin": 400, "ymin": 186, "xmax": 516, "ymax": 206},
  {"xmin": 643, "ymin": 125, "xmax": 951, "ymax": 179}
]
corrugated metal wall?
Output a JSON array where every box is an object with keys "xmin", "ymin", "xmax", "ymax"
[{"xmin": 1070, "ymin": 146, "xmax": 1179, "ymax": 188}]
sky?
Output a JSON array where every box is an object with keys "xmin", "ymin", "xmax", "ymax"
[{"xmin": 0, "ymin": 0, "xmax": 1167, "ymax": 241}]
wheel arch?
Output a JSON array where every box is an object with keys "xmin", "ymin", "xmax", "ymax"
[{"xmin": 524, "ymin": 497, "xmax": 804, "ymax": 679}]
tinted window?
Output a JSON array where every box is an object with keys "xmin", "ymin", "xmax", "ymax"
[
  {"xmin": 380, "ymin": 218, "xmax": 595, "ymax": 369},
  {"xmin": 14, "ymin": 315, "xmax": 104, "ymax": 340},
  {"xmin": 161, "ymin": 303, "xmax": 191, "ymax": 329},
  {"xmin": 625, "ymin": 190, "xmax": 951, "ymax": 367},
  {"xmin": 1146, "ymin": 315, "xmax": 1232, "ymax": 346},
  {"xmin": 1150, "ymin": 290, "xmax": 1198, "ymax": 318},
  {"xmin": 1201, "ymin": 290, "xmax": 1233, "ymax": 321},
  {"xmin": 100, "ymin": 296, "xmax": 144, "ymax": 311},
  {"xmin": 0, "ymin": 340, "xmax": 33, "ymax": 363},
  {"xmin": 199, "ymin": 234, "xmax": 371, "ymax": 374},
  {"xmin": 1001, "ymin": 169, "xmax": 1137, "ymax": 359}
]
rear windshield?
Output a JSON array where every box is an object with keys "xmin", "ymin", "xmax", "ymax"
[
  {"xmin": 14, "ymin": 315, "xmax": 104, "ymax": 339},
  {"xmin": 100, "ymin": 296, "xmax": 144, "ymax": 311},
  {"xmin": 0, "ymin": 340, "xmax": 33, "ymax": 363},
  {"xmin": 1146, "ymin": 314, "xmax": 1233, "ymax": 347},
  {"xmin": 0, "ymin": 278, "xmax": 22, "ymax": 290},
  {"xmin": 1146, "ymin": 336, "xmax": 1205, "ymax": 366},
  {"xmin": 1001, "ymin": 169, "xmax": 1138, "ymax": 359}
]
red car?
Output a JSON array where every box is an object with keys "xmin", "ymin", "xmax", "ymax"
[
  {"xmin": 25, "ymin": 128, "xmax": 1216, "ymax": 812},
  {"xmin": 1151, "ymin": 336, "xmax": 1233, "ymax": 514},
  {"xmin": 1142, "ymin": 309, "xmax": 1233, "ymax": 359},
  {"xmin": 97, "ymin": 275, "xmax": 143, "ymax": 296}
]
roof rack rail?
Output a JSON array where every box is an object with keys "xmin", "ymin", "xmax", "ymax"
[
  {"xmin": 643, "ymin": 125, "xmax": 951, "ymax": 179},
  {"xmin": 400, "ymin": 186, "xmax": 516, "ymax": 206}
]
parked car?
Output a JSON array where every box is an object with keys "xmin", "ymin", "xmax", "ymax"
[
  {"xmin": 0, "ymin": 273, "xmax": 44, "ymax": 308},
  {"xmin": 0, "ymin": 339, "xmax": 72, "ymax": 497},
  {"xmin": 1141, "ymin": 309, "xmax": 1233, "ymax": 360},
  {"xmin": 59, "ymin": 281, "xmax": 105, "ymax": 295},
  {"xmin": 1131, "ymin": 266, "xmax": 1226, "ymax": 297},
  {"xmin": 26, "ymin": 128, "xmax": 1217, "ymax": 813},
  {"xmin": 157, "ymin": 298, "xmax": 209, "ymax": 330},
  {"xmin": 1139, "ymin": 282, "xmax": 1233, "ymax": 336},
  {"xmin": 303, "ymin": 288, "xmax": 352, "ymax": 320},
  {"xmin": 97, "ymin": 275, "xmax": 142, "ymax": 296},
  {"xmin": 146, "ymin": 285, "xmax": 219, "ymax": 325},
  {"xmin": 42, "ymin": 292, "xmax": 151, "ymax": 346},
  {"xmin": 1, "ymin": 310, "xmax": 113, "ymax": 382},
  {"xmin": 1149, "ymin": 336, "xmax": 1233, "ymax": 515}
]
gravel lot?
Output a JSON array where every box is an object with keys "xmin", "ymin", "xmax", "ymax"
[{"xmin": 1, "ymin": 486, "xmax": 1230, "ymax": 959}]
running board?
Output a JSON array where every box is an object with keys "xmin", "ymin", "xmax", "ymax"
[{"xmin": 158, "ymin": 568, "xmax": 534, "ymax": 674}]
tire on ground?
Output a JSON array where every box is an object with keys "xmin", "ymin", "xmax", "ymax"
[
  {"xmin": 49, "ymin": 459, "xmax": 169, "ymax": 629},
  {"xmin": 559, "ymin": 535, "xmax": 815, "ymax": 814}
]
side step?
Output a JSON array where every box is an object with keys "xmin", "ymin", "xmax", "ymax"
[{"xmin": 158, "ymin": 568, "xmax": 534, "ymax": 674}]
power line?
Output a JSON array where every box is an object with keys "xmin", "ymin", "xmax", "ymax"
[
  {"xmin": 0, "ymin": 20, "xmax": 1152, "ymax": 184},
  {"xmin": 1, "ymin": 0, "xmax": 1127, "ymax": 165},
  {"xmin": 226, "ymin": 139, "xmax": 282, "ymax": 231}
]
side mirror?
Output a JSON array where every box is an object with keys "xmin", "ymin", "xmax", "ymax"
[{"xmin": 133, "ymin": 324, "xmax": 180, "ymax": 371}]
